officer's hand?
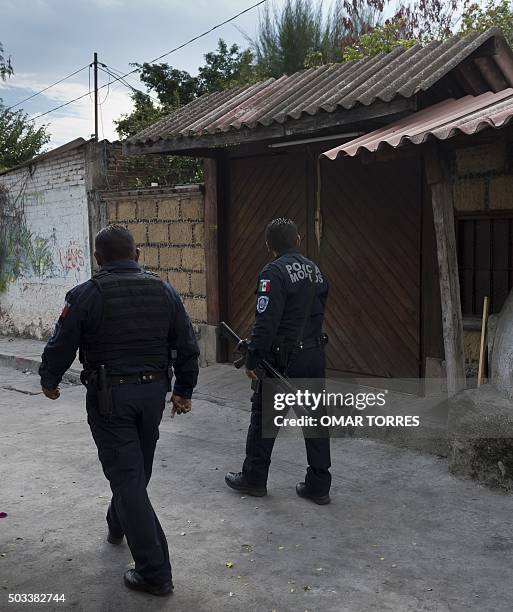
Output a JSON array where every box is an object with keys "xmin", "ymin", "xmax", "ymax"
[
  {"xmin": 42, "ymin": 386, "xmax": 60, "ymax": 400},
  {"xmin": 245, "ymin": 369, "xmax": 258, "ymax": 381},
  {"xmin": 170, "ymin": 394, "xmax": 192, "ymax": 417}
]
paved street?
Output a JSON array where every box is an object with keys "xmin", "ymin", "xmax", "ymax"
[{"xmin": 1, "ymin": 363, "xmax": 513, "ymax": 612}]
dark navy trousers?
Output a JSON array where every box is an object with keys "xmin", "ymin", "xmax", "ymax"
[
  {"xmin": 86, "ymin": 381, "xmax": 171, "ymax": 585},
  {"xmin": 242, "ymin": 348, "xmax": 331, "ymax": 495}
]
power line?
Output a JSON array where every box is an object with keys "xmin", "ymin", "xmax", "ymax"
[
  {"xmin": 100, "ymin": 65, "xmax": 160, "ymax": 104},
  {"xmin": 5, "ymin": 64, "xmax": 90, "ymax": 111},
  {"xmin": 28, "ymin": 0, "xmax": 268, "ymax": 121}
]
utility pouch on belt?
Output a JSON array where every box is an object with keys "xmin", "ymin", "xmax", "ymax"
[
  {"xmin": 96, "ymin": 365, "xmax": 113, "ymax": 417},
  {"xmin": 270, "ymin": 337, "xmax": 289, "ymax": 370}
]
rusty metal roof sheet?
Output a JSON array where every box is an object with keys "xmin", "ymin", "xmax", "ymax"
[
  {"xmin": 127, "ymin": 28, "xmax": 512, "ymax": 150},
  {"xmin": 322, "ymin": 88, "xmax": 513, "ymax": 159}
]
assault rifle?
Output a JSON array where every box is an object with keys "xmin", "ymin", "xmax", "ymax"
[{"xmin": 218, "ymin": 321, "xmax": 296, "ymax": 394}]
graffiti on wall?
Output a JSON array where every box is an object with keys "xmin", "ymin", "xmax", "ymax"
[{"xmin": 59, "ymin": 241, "xmax": 86, "ymax": 272}]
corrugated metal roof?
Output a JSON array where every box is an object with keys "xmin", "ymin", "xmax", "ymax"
[
  {"xmin": 322, "ymin": 88, "xmax": 513, "ymax": 159},
  {"xmin": 127, "ymin": 28, "xmax": 513, "ymax": 150}
]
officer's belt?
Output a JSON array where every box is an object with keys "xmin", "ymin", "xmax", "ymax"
[
  {"xmin": 291, "ymin": 333, "xmax": 329, "ymax": 351},
  {"xmin": 106, "ymin": 371, "xmax": 168, "ymax": 386}
]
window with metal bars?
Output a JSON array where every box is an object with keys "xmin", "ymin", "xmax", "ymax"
[{"xmin": 457, "ymin": 217, "xmax": 513, "ymax": 316}]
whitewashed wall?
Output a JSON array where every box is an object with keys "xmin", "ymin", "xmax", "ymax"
[{"xmin": 0, "ymin": 147, "xmax": 91, "ymax": 338}]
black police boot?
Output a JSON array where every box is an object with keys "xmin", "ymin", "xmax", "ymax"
[
  {"xmin": 107, "ymin": 530, "xmax": 124, "ymax": 546},
  {"xmin": 224, "ymin": 472, "xmax": 267, "ymax": 497},
  {"xmin": 296, "ymin": 482, "xmax": 330, "ymax": 505},
  {"xmin": 123, "ymin": 569, "xmax": 174, "ymax": 596}
]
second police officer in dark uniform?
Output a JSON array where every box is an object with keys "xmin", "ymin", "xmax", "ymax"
[
  {"xmin": 225, "ymin": 218, "xmax": 331, "ymax": 504},
  {"xmin": 39, "ymin": 225, "xmax": 199, "ymax": 596}
]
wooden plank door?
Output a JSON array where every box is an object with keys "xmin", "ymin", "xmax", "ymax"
[{"xmin": 320, "ymin": 155, "xmax": 422, "ymax": 378}]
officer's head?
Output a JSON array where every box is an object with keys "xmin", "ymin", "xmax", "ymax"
[
  {"xmin": 94, "ymin": 224, "xmax": 139, "ymax": 266},
  {"xmin": 265, "ymin": 218, "xmax": 300, "ymax": 256}
]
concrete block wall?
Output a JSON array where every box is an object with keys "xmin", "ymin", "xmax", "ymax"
[
  {"xmin": 453, "ymin": 141, "xmax": 513, "ymax": 213},
  {"xmin": 100, "ymin": 185, "xmax": 207, "ymax": 325},
  {"xmin": 0, "ymin": 145, "xmax": 91, "ymax": 338}
]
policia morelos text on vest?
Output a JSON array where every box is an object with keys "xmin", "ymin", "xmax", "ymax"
[
  {"xmin": 39, "ymin": 225, "xmax": 199, "ymax": 596},
  {"xmin": 225, "ymin": 218, "xmax": 332, "ymax": 505}
]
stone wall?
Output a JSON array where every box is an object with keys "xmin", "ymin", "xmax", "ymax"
[
  {"xmin": 0, "ymin": 144, "xmax": 91, "ymax": 338},
  {"xmin": 99, "ymin": 185, "xmax": 207, "ymax": 325}
]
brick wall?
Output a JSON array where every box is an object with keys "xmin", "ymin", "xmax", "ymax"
[
  {"xmin": 0, "ymin": 144, "xmax": 91, "ymax": 338},
  {"xmin": 100, "ymin": 185, "xmax": 207, "ymax": 324}
]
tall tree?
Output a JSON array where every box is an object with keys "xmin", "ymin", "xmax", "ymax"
[
  {"xmin": 0, "ymin": 104, "xmax": 50, "ymax": 171},
  {"xmin": 459, "ymin": 0, "xmax": 513, "ymax": 46},
  {"xmin": 0, "ymin": 42, "xmax": 13, "ymax": 80},
  {"xmin": 115, "ymin": 39, "xmax": 256, "ymax": 139}
]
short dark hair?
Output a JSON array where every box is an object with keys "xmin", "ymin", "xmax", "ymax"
[
  {"xmin": 95, "ymin": 224, "xmax": 136, "ymax": 261},
  {"xmin": 265, "ymin": 218, "xmax": 298, "ymax": 253}
]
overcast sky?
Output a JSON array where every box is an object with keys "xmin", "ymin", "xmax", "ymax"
[{"xmin": 0, "ymin": 0, "xmax": 288, "ymax": 147}]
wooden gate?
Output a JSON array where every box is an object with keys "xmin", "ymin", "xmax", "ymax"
[
  {"xmin": 225, "ymin": 154, "xmax": 308, "ymax": 338},
  {"xmin": 320, "ymin": 155, "xmax": 422, "ymax": 378}
]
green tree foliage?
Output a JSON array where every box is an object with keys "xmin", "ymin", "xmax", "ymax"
[
  {"xmin": 0, "ymin": 104, "xmax": 50, "ymax": 171},
  {"xmin": 342, "ymin": 17, "xmax": 416, "ymax": 61},
  {"xmin": 248, "ymin": 0, "xmax": 349, "ymax": 76},
  {"xmin": 0, "ymin": 42, "xmax": 13, "ymax": 80},
  {"xmin": 460, "ymin": 0, "xmax": 513, "ymax": 46},
  {"xmin": 115, "ymin": 39, "xmax": 256, "ymax": 139}
]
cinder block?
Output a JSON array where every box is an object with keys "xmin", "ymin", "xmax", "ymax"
[
  {"xmin": 117, "ymin": 200, "xmax": 137, "ymax": 220},
  {"xmin": 106, "ymin": 201, "xmax": 117, "ymax": 222},
  {"xmin": 190, "ymin": 272, "xmax": 206, "ymax": 295},
  {"xmin": 180, "ymin": 196, "xmax": 204, "ymax": 221},
  {"xmin": 137, "ymin": 200, "xmax": 157, "ymax": 220},
  {"xmin": 193, "ymin": 223, "xmax": 204, "ymax": 245},
  {"xmin": 158, "ymin": 198, "xmax": 180, "ymax": 221},
  {"xmin": 169, "ymin": 222, "xmax": 193, "ymax": 245},
  {"xmin": 140, "ymin": 246, "xmax": 159, "ymax": 268},
  {"xmin": 148, "ymin": 223, "xmax": 169, "ymax": 244},
  {"xmin": 167, "ymin": 270, "xmax": 190, "ymax": 294},
  {"xmin": 159, "ymin": 246, "xmax": 181, "ymax": 269},
  {"xmin": 128, "ymin": 223, "xmax": 147, "ymax": 245},
  {"xmin": 489, "ymin": 175, "xmax": 513, "ymax": 210},
  {"xmin": 184, "ymin": 297, "xmax": 207, "ymax": 323},
  {"xmin": 456, "ymin": 142, "xmax": 507, "ymax": 175},
  {"xmin": 181, "ymin": 247, "xmax": 205, "ymax": 271},
  {"xmin": 453, "ymin": 179, "xmax": 485, "ymax": 212}
]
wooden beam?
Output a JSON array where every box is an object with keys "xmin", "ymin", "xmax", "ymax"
[
  {"xmin": 203, "ymin": 158, "xmax": 220, "ymax": 326},
  {"xmin": 424, "ymin": 146, "xmax": 466, "ymax": 396}
]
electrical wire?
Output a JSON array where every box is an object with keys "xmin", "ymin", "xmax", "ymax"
[
  {"xmin": 5, "ymin": 64, "xmax": 90, "ymax": 111},
  {"xmin": 99, "ymin": 65, "xmax": 160, "ymax": 104},
  {"xmin": 28, "ymin": 0, "xmax": 268, "ymax": 121}
]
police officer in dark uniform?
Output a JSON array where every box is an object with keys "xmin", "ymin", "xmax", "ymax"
[
  {"xmin": 39, "ymin": 224, "xmax": 199, "ymax": 596},
  {"xmin": 225, "ymin": 218, "xmax": 331, "ymax": 505}
]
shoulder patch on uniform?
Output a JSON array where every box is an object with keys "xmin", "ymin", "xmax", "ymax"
[
  {"xmin": 256, "ymin": 296, "xmax": 269, "ymax": 313},
  {"xmin": 60, "ymin": 301, "xmax": 71, "ymax": 319},
  {"xmin": 258, "ymin": 279, "xmax": 271, "ymax": 293}
]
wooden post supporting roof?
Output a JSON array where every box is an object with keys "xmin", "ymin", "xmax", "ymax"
[
  {"xmin": 203, "ymin": 158, "xmax": 220, "ymax": 325},
  {"xmin": 424, "ymin": 144, "xmax": 466, "ymax": 396}
]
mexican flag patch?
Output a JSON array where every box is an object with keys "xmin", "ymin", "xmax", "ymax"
[{"xmin": 258, "ymin": 279, "xmax": 271, "ymax": 293}]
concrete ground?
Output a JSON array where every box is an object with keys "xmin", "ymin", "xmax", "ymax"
[{"xmin": 1, "ymin": 362, "xmax": 513, "ymax": 612}]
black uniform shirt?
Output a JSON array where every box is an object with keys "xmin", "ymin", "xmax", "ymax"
[
  {"xmin": 246, "ymin": 248, "xmax": 329, "ymax": 370},
  {"xmin": 39, "ymin": 260, "xmax": 200, "ymax": 398}
]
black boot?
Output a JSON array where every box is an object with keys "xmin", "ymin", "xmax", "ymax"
[
  {"xmin": 123, "ymin": 569, "xmax": 173, "ymax": 596},
  {"xmin": 224, "ymin": 472, "xmax": 267, "ymax": 497},
  {"xmin": 296, "ymin": 482, "xmax": 330, "ymax": 505}
]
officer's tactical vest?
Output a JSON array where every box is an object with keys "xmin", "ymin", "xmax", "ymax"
[{"xmin": 82, "ymin": 270, "xmax": 173, "ymax": 370}]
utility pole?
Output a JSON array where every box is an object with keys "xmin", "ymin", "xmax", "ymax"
[{"xmin": 93, "ymin": 52, "xmax": 98, "ymax": 142}]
